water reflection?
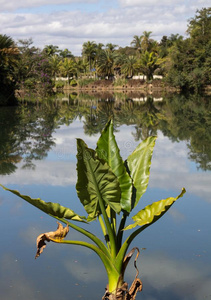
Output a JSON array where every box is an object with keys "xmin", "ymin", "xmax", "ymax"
[
  {"xmin": 0, "ymin": 105, "xmax": 57, "ymax": 174},
  {"xmin": 0, "ymin": 92, "xmax": 211, "ymax": 300},
  {"xmin": 0, "ymin": 92, "xmax": 210, "ymax": 176}
]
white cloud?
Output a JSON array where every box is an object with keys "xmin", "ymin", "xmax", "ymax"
[
  {"xmin": 63, "ymin": 249, "xmax": 211, "ymax": 300},
  {"xmin": 0, "ymin": 0, "xmax": 97, "ymax": 12},
  {"xmin": 0, "ymin": 0, "xmax": 208, "ymax": 55},
  {"xmin": 135, "ymin": 252, "xmax": 211, "ymax": 300},
  {"xmin": 64, "ymin": 257, "xmax": 106, "ymax": 282},
  {"xmin": 119, "ymin": 0, "xmax": 184, "ymax": 7},
  {"xmin": 0, "ymin": 160, "xmax": 77, "ymax": 186},
  {"xmin": 0, "ymin": 254, "xmax": 38, "ymax": 300}
]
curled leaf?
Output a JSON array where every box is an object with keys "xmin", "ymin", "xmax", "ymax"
[
  {"xmin": 124, "ymin": 247, "xmax": 143, "ymax": 299},
  {"xmin": 35, "ymin": 222, "xmax": 69, "ymax": 259}
]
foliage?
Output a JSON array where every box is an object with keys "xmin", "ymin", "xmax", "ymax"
[
  {"xmin": 70, "ymin": 79, "xmax": 77, "ymax": 86},
  {"xmin": 77, "ymin": 78, "xmax": 96, "ymax": 87},
  {"xmin": 0, "ymin": 8, "xmax": 210, "ymax": 104},
  {"xmin": 55, "ymin": 80, "xmax": 65, "ymax": 88},
  {"xmin": 14, "ymin": 39, "xmax": 54, "ymax": 98},
  {"xmin": 164, "ymin": 8, "xmax": 211, "ymax": 92},
  {"xmin": 82, "ymin": 41, "xmax": 97, "ymax": 71},
  {"xmin": 0, "ymin": 34, "xmax": 19, "ymax": 105},
  {"xmin": 113, "ymin": 77, "xmax": 128, "ymax": 87},
  {"xmin": 59, "ymin": 58, "xmax": 77, "ymax": 82},
  {"xmin": 119, "ymin": 55, "xmax": 138, "ymax": 78},
  {"xmin": 137, "ymin": 51, "xmax": 160, "ymax": 80},
  {"xmin": 97, "ymin": 49, "xmax": 116, "ymax": 78},
  {"xmin": 0, "ymin": 119, "xmax": 185, "ymax": 299}
]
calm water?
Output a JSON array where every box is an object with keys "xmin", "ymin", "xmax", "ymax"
[{"xmin": 0, "ymin": 93, "xmax": 211, "ymax": 300}]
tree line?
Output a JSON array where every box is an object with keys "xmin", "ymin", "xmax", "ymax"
[{"xmin": 0, "ymin": 8, "xmax": 210, "ymax": 105}]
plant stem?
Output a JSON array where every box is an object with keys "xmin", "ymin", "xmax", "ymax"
[
  {"xmin": 110, "ymin": 208, "xmax": 116, "ymax": 234},
  {"xmin": 98, "ymin": 196, "xmax": 117, "ymax": 258},
  {"xmin": 52, "ymin": 215, "xmax": 110, "ymax": 257},
  {"xmin": 98, "ymin": 215, "xmax": 110, "ymax": 249},
  {"xmin": 116, "ymin": 213, "xmax": 127, "ymax": 251},
  {"xmin": 115, "ymin": 224, "xmax": 149, "ymax": 271},
  {"xmin": 52, "ymin": 239, "xmax": 120, "ymax": 289}
]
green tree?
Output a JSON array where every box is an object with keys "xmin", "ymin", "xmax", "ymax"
[
  {"xmin": 59, "ymin": 48, "xmax": 74, "ymax": 59},
  {"xmin": 0, "ymin": 34, "xmax": 19, "ymax": 105},
  {"xmin": 48, "ymin": 54, "xmax": 62, "ymax": 83},
  {"xmin": 106, "ymin": 43, "xmax": 118, "ymax": 52},
  {"xmin": 82, "ymin": 41, "xmax": 97, "ymax": 71},
  {"xmin": 75, "ymin": 57, "xmax": 89, "ymax": 77},
  {"xmin": 138, "ymin": 51, "xmax": 160, "ymax": 80},
  {"xmin": 119, "ymin": 55, "xmax": 138, "ymax": 78},
  {"xmin": 165, "ymin": 8, "xmax": 211, "ymax": 91},
  {"xmin": 96, "ymin": 49, "xmax": 116, "ymax": 78},
  {"xmin": 130, "ymin": 35, "xmax": 142, "ymax": 54},
  {"xmin": 14, "ymin": 38, "xmax": 39, "ymax": 86},
  {"xmin": 187, "ymin": 7, "xmax": 211, "ymax": 45},
  {"xmin": 14, "ymin": 39, "xmax": 53, "ymax": 97},
  {"xmin": 140, "ymin": 31, "xmax": 153, "ymax": 52},
  {"xmin": 43, "ymin": 44, "xmax": 59, "ymax": 56},
  {"xmin": 59, "ymin": 58, "xmax": 77, "ymax": 82}
]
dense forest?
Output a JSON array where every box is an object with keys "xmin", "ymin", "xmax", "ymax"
[{"xmin": 0, "ymin": 8, "xmax": 210, "ymax": 105}]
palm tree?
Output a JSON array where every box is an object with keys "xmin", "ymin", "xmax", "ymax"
[
  {"xmin": 138, "ymin": 51, "xmax": 160, "ymax": 80},
  {"xmin": 96, "ymin": 49, "xmax": 115, "ymax": 79},
  {"xmin": 130, "ymin": 35, "xmax": 142, "ymax": 54},
  {"xmin": 48, "ymin": 54, "xmax": 62, "ymax": 83},
  {"xmin": 75, "ymin": 58, "xmax": 89, "ymax": 77},
  {"xmin": 82, "ymin": 41, "xmax": 97, "ymax": 71},
  {"xmin": 120, "ymin": 55, "xmax": 138, "ymax": 78},
  {"xmin": 59, "ymin": 58, "xmax": 77, "ymax": 83},
  {"xmin": 140, "ymin": 31, "xmax": 153, "ymax": 52},
  {"xmin": 43, "ymin": 45, "xmax": 59, "ymax": 56},
  {"xmin": 97, "ymin": 43, "xmax": 104, "ymax": 52},
  {"xmin": 0, "ymin": 34, "xmax": 19, "ymax": 104},
  {"xmin": 0, "ymin": 34, "xmax": 19, "ymax": 80},
  {"xmin": 106, "ymin": 43, "xmax": 118, "ymax": 52},
  {"xmin": 59, "ymin": 48, "xmax": 74, "ymax": 59}
]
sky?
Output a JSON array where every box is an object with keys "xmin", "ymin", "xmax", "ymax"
[{"xmin": 1, "ymin": 0, "xmax": 210, "ymax": 56}]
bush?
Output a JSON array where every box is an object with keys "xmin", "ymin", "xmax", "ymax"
[
  {"xmin": 70, "ymin": 79, "xmax": 77, "ymax": 87},
  {"xmin": 113, "ymin": 78, "xmax": 128, "ymax": 87},
  {"xmin": 55, "ymin": 81, "xmax": 65, "ymax": 88},
  {"xmin": 77, "ymin": 78, "xmax": 96, "ymax": 87}
]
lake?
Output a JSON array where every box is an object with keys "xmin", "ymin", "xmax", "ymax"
[{"xmin": 0, "ymin": 92, "xmax": 211, "ymax": 300}]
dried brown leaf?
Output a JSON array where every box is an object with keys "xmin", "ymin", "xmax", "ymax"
[{"xmin": 35, "ymin": 222, "xmax": 69, "ymax": 259}]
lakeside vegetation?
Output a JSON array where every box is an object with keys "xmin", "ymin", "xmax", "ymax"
[{"xmin": 0, "ymin": 8, "xmax": 210, "ymax": 105}]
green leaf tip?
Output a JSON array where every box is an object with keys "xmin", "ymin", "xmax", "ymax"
[
  {"xmin": 0, "ymin": 184, "xmax": 87, "ymax": 222},
  {"xmin": 96, "ymin": 119, "xmax": 133, "ymax": 213},
  {"xmin": 124, "ymin": 188, "xmax": 186, "ymax": 230},
  {"xmin": 127, "ymin": 136, "xmax": 157, "ymax": 208}
]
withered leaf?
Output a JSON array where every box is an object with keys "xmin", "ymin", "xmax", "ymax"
[{"xmin": 35, "ymin": 222, "xmax": 69, "ymax": 259}]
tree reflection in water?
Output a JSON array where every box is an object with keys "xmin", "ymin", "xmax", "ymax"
[{"xmin": 0, "ymin": 92, "xmax": 210, "ymax": 175}]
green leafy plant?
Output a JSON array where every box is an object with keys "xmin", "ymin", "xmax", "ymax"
[
  {"xmin": 0, "ymin": 119, "xmax": 185, "ymax": 300},
  {"xmin": 70, "ymin": 79, "xmax": 77, "ymax": 86}
]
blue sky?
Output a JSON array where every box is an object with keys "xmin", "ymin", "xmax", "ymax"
[{"xmin": 1, "ymin": 0, "xmax": 210, "ymax": 55}]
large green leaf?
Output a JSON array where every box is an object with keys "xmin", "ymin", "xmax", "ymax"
[
  {"xmin": 96, "ymin": 119, "xmax": 132, "ymax": 212},
  {"xmin": 126, "ymin": 136, "xmax": 156, "ymax": 208},
  {"xmin": 124, "ymin": 188, "xmax": 186, "ymax": 230},
  {"xmin": 76, "ymin": 138, "xmax": 121, "ymax": 219},
  {"xmin": 0, "ymin": 184, "xmax": 86, "ymax": 222}
]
